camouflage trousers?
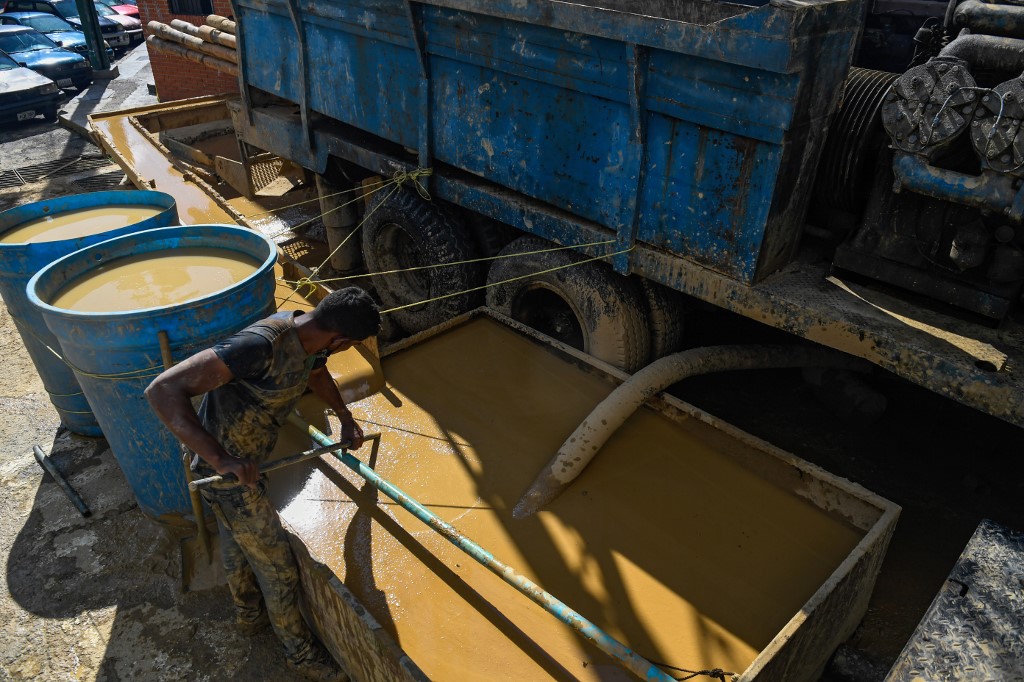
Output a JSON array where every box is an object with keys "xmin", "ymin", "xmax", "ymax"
[{"xmin": 201, "ymin": 479, "xmax": 314, "ymax": 664}]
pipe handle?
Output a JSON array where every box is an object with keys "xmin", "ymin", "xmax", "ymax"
[{"xmin": 189, "ymin": 473, "xmax": 226, "ymax": 490}]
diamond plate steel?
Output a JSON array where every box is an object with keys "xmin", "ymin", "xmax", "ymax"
[{"xmin": 886, "ymin": 519, "xmax": 1024, "ymax": 681}]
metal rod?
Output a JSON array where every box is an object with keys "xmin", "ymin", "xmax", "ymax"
[
  {"xmin": 287, "ymin": 414, "xmax": 674, "ymax": 682},
  {"xmin": 189, "ymin": 441, "xmax": 357, "ymax": 490},
  {"xmin": 33, "ymin": 446, "xmax": 91, "ymax": 517},
  {"xmin": 158, "ymin": 331, "xmax": 212, "ymax": 563}
]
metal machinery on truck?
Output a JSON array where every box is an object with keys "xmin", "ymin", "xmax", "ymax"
[{"xmin": 220, "ymin": 0, "xmax": 1024, "ymax": 427}]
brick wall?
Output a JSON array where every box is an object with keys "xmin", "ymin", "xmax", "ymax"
[{"xmin": 138, "ymin": 0, "xmax": 239, "ymax": 101}]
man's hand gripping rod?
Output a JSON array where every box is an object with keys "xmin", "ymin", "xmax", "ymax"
[{"xmin": 188, "ymin": 439, "xmax": 375, "ymax": 490}]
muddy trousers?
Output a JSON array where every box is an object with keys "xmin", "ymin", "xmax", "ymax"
[{"xmin": 201, "ymin": 480, "xmax": 315, "ymax": 664}]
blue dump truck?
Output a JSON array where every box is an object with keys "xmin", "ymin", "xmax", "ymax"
[{"xmin": 221, "ymin": 0, "xmax": 1024, "ymax": 423}]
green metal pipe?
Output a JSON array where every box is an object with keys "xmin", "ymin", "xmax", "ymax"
[
  {"xmin": 72, "ymin": 0, "xmax": 110, "ymax": 70},
  {"xmin": 287, "ymin": 413, "xmax": 675, "ymax": 682}
]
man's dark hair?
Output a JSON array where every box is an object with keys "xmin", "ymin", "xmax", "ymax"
[{"xmin": 311, "ymin": 287, "xmax": 381, "ymax": 340}]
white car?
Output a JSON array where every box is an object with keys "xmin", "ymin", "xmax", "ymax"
[{"xmin": 0, "ymin": 50, "xmax": 61, "ymax": 123}]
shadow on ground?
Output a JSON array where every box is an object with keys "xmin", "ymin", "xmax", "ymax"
[{"xmin": 0, "ymin": 427, "xmax": 307, "ymax": 681}]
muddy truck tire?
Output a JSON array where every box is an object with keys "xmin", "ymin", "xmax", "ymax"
[
  {"xmin": 638, "ymin": 278, "xmax": 688, "ymax": 360},
  {"xmin": 486, "ymin": 236, "xmax": 650, "ymax": 373},
  {"xmin": 361, "ymin": 187, "xmax": 485, "ymax": 333}
]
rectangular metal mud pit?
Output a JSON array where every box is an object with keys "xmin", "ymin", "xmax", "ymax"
[{"xmin": 263, "ymin": 311, "xmax": 899, "ymax": 681}]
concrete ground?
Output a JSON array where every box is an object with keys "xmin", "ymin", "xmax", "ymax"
[{"xmin": 2, "ymin": 40, "xmax": 1023, "ymax": 682}]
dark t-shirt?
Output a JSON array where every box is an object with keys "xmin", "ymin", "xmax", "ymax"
[
  {"xmin": 212, "ymin": 333, "xmax": 328, "ymax": 379},
  {"xmin": 195, "ymin": 313, "xmax": 327, "ymax": 480}
]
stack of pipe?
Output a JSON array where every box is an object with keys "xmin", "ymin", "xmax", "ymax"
[{"xmin": 145, "ymin": 14, "xmax": 238, "ymax": 77}]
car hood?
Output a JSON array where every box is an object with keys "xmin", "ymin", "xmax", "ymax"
[
  {"xmin": 46, "ymin": 31, "xmax": 87, "ymax": 49},
  {"xmin": 66, "ymin": 16, "xmax": 120, "ymax": 30},
  {"xmin": 104, "ymin": 14, "xmax": 139, "ymax": 29},
  {"xmin": 0, "ymin": 66, "xmax": 53, "ymax": 94},
  {"xmin": 110, "ymin": 5, "xmax": 139, "ymax": 16},
  {"xmin": 10, "ymin": 48, "xmax": 85, "ymax": 69}
]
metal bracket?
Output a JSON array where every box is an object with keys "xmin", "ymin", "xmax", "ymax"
[
  {"xmin": 613, "ymin": 44, "xmax": 649, "ymax": 275},
  {"xmin": 404, "ymin": 0, "xmax": 434, "ymax": 194},
  {"xmin": 285, "ymin": 0, "xmax": 315, "ymax": 151},
  {"xmin": 227, "ymin": 0, "xmax": 255, "ymax": 127}
]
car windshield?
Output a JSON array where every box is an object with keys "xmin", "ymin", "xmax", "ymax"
[
  {"xmin": 94, "ymin": 4, "xmax": 116, "ymax": 16},
  {"xmin": 0, "ymin": 52, "xmax": 19, "ymax": 70},
  {"xmin": 51, "ymin": 0, "xmax": 79, "ymax": 19},
  {"xmin": 0, "ymin": 30, "xmax": 56, "ymax": 53},
  {"xmin": 24, "ymin": 15, "xmax": 75, "ymax": 32}
]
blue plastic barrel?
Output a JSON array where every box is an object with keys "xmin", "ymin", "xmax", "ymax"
[
  {"xmin": 0, "ymin": 191, "xmax": 177, "ymax": 436},
  {"xmin": 27, "ymin": 225, "xmax": 277, "ymax": 522}
]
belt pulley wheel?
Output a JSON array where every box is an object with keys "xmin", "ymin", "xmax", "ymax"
[{"xmin": 815, "ymin": 67, "xmax": 900, "ymax": 212}]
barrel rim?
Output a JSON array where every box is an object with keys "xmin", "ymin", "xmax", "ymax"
[
  {"xmin": 0, "ymin": 190, "xmax": 177, "ymax": 246},
  {"xmin": 26, "ymin": 224, "xmax": 278, "ymax": 320}
]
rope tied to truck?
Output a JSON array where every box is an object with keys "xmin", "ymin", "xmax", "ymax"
[
  {"xmin": 379, "ymin": 244, "xmax": 634, "ymax": 314},
  {"xmin": 277, "ymin": 168, "xmax": 434, "ymax": 307},
  {"xmin": 275, "ymin": 238, "xmax": 617, "ymax": 287}
]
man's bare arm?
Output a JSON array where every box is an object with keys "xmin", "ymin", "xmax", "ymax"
[
  {"xmin": 145, "ymin": 349, "xmax": 259, "ymax": 486},
  {"xmin": 307, "ymin": 365, "xmax": 364, "ymax": 449}
]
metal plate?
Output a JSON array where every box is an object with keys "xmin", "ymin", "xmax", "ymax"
[{"xmin": 886, "ymin": 519, "xmax": 1024, "ymax": 681}]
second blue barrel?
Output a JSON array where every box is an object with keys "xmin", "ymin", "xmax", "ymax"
[
  {"xmin": 27, "ymin": 225, "xmax": 278, "ymax": 522},
  {"xmin": 0, "ymin": 191, "xmax": 178, "ymax": 436}
]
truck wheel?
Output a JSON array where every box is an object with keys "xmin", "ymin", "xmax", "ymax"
[
  {"xmin": 638, "ymin": 279, "xmax": 687, "ymax": 360},
  {"xmin": 486, "ymin": 237, "xmax": 650, "ymax": 372},
  {"xmin": 361, "ymin": 187, "xmax": 485, "ymax": 333}
]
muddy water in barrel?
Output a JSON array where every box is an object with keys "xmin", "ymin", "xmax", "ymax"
[
  {"xmin": 51, "ymin": 247, "xmax": 259, "ymax": 312},
  {"xmin": 271, "ymin": 319, "xmax": 864, "ymax": 680},
  {"xmin": 0, "ymin": 205, "xmax": 162, "ymax": 244}
]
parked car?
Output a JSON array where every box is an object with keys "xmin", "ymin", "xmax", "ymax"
[
  {"xmin": 0, "ymin": 12, "xmax": 113, "ymax": 63},
  {"xmin": 0, "ymin": 25, "xmax": 91, "ymax": 89},
  {"xmin": 91, "ymin": 2, "xmax": 140, "ymax": 44},
  {"xmin": 0, "ymin": 48, "xmax": 61, "ymax": 122},
  {"xmin": 94, "ymin": 0, "xmax": 137, "ymax": 20},
  {"xmin": 1, "ymin": 0, "xmax": 129, "ymax": 51}
]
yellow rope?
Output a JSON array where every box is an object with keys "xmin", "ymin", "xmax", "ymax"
[
  {"xmin": 279, "ymin": 168, "xmax": 433, "ymax": 307},
  {"xmin": 381, "ymin": 246, "xmax": 634, "ymax": 314},
  {"xmin": 243, "ymin": 177, "xmax": 391, "ymax": 220},
  {"xmin": 275, "ymin": 238, "xmax": 617, "ymax": 287},
  {"xmin": 45, "ymin": 388, "xmax": 85, "ymax": 398},
  {"xmin": 12, "ymin": 317, "xmax": 164, "ymax": 381}
]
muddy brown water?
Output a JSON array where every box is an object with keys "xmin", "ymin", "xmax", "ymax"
[
  {"xmin": 0, "ymin": 205, "xmax": 161, "ymax": 244},
  {"xmin": 50, "ymin": 247, "xmax": 259, "ymax": 312},
  {"xmin": 267, "ymin": 318, "xmax": 864, "ymax": 680}
]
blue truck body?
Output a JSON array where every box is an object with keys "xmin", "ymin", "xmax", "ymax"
[{"xmin": 229, "ymin": 0, "xmax": 862, "ymax": 284}]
